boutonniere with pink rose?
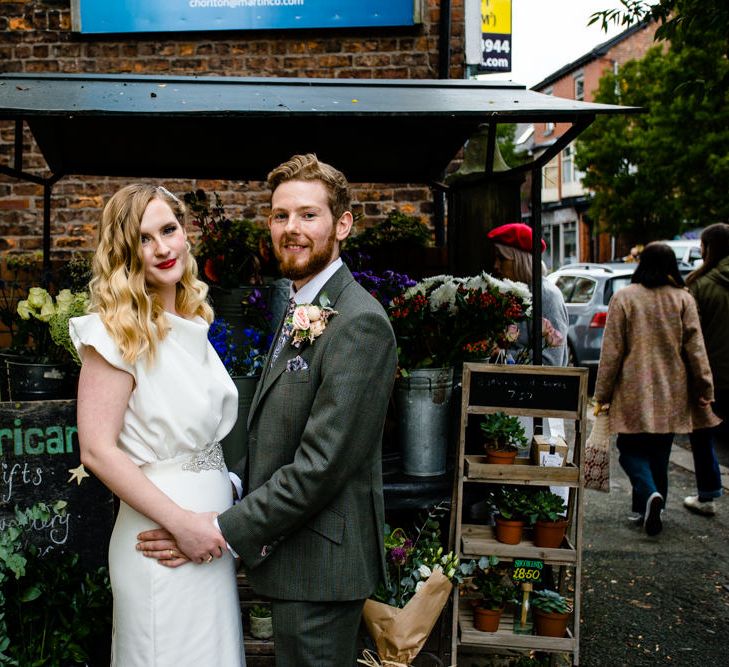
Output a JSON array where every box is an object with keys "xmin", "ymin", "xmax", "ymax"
[{"xmin": 288, "ymin": 294, "xmax": 337, "ymax": 348}]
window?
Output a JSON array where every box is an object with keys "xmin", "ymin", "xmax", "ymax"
[
  {"xmin": 555, "ymin": 276, "xmax": 577, "ymax": 301},
  {"xmin": 542, "ymin": 156, "xmax": 559, "ymax": 189},
  {"xmin": 574, "ymin": 74, "xmax": 584, "ymax": 101},
  {"xmin": 562, "ymin": 143, "xmax": 584, "ymax": 184},
  {"xmin": 563, "ymin": 221, "xmax": 577, "ymax": 265},
  {"xmin": 562, "ymin": 144, "xmax": 575, "ymax": 184},
  {"xmin": 604, "ymin": 276, "xmax": 632, "ymax": 304},
  {"xmin": 570, "ymin": 277, "xmax": 596, "ymax": 304}
]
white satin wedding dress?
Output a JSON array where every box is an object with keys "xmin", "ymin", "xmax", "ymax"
[{"xmin": 70, "ymin": 312, "xmax": 246, "ymax": 667}]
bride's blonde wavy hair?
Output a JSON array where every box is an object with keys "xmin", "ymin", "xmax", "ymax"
[{"xmin": 89, "ymin": 184, "xmax": 213, "ymax": 366}]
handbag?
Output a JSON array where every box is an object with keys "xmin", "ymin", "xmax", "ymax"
[{"xmin": 584, "ymin": 413, "xmax": 610, "ymax": 492}]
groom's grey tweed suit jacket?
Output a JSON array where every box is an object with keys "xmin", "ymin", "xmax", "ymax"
[{"xmin": 218, "ymin": 264, "xmax": 397, "ymax": 601}]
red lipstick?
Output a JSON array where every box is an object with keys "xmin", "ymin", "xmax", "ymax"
[{"xmin": 155, "ymin": 258, "xmax": 176, "ymax": 269}]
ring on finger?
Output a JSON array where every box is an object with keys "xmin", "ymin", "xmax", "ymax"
[{"xmin": 206, "ymin": 554, "xmax": 213, "ymax": 563}]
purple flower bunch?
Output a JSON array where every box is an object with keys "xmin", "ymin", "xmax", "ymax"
[
  {"xmin": 352, "ymin": 269, "xmax": 416, "ymax": 308},
  {"xmin": 373, "ymin": 503, "xmax": 466, "ymax": 608}
]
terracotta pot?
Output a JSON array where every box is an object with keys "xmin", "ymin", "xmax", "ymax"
[
  {"xmin": 533, "ymin": 608, "xmax": 571, "ymax": 637},
  {"xmin": 473, "ymin": 605, "xmax": 504, "ymax": 632},
  {"xmin": 485, "ymin": 447, "xmax": 518, "ymax": 465},
  {"xmin": 494, "ymin": 516, "xmax": 525, "ymax": 544},
  {"xmin": 533, "ymin": 519, "xmax": 568, "ymax": 548}
]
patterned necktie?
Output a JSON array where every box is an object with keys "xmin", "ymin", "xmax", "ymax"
[{"xmin": 269, "ymin": 298, "xmax": 296, "ymax": 367}]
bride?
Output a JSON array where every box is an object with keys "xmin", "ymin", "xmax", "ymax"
[{"xmin": 71, "ymin": 184, "xmax": 245, "ymax": 666}]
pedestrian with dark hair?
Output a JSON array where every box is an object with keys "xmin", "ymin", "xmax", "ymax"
[
  {"xmin": 683, "ymin": 223, "xmax": 729, "ymax": 516},
  {"xmin": 593, "ymin": 242, "xmax": 719, "ymax": 536}
]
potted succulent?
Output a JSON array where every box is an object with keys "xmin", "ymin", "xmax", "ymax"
[
  {"xmin": 489, "ymin": 485, "xmax": 535, "ymax": 545},
  {"xmin": 470, "ymin": 556, "xmax": 517, "ymax": 632},
  {"xmin": 528, "ymin": 490, "xmax": 569, "ymax": 548},
  {"xmin": 248, "ymin": 604, "xmax": 273, "ymax": 639},
  {"xmin": 480, "ymin": 412, "xmax": 528, "ymax": 464},
  {"xmin": 531, "ymin": 589, "xmax": 573, "ymax": 638}
]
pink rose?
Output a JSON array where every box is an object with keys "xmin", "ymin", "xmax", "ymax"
[
  {"xmin": 306, "ymin": 305, "xmax": 322, "ymax": 322},
  {"xmin": 292, "ymin": 306, "xmax": 310, "ymax": 331}
]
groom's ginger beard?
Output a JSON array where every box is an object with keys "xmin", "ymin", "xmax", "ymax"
[{"xmin": 275, "ymin": 226, "xmax": 337, "ymax": 281}]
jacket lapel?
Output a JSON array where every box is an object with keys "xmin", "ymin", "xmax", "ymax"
[{"xmin": 247, "ymin": 264, "xmax": 354, "ymax": 428}]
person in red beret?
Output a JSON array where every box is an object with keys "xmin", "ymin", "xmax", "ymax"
[{"xmin": 487, "ymin": 222, "xmax": 569, "ymax": 367}]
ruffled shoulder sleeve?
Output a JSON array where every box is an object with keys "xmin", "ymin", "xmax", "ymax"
[{"xmin": 69, "ymin": 313, "xmax": 135, "ymax": 377}]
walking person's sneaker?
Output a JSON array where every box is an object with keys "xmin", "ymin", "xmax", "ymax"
[
  {"xmin": 627, "ymin": 512, "xmax": 643, "ymax": 525},
  {"xmin": 683, "ymin": 495, "xmax": 717, "ymax": 516},
  {"xmin": 644, "ymin": 492, "xmax": 664, "ymax": 536}
]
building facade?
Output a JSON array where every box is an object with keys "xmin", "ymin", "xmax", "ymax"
[
  {"xmin": 0, "ymin": 0, "xmax": 465, "ymax": 257},
  {"xmin": 529, "ymin": 22, "xmax": 659, "ymax": 268}
]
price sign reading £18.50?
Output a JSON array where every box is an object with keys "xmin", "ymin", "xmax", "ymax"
[{"xmin": 512, "ymin": 559, "xmax": 543, "ymax": 583}]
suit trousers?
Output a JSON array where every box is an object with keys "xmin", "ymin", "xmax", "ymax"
[{"xmin": 271, "ymin": 598, "xmax": 365, "ymax": 667}]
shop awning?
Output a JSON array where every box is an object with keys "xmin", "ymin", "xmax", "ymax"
[{"xmin": 0, "ymin": 73, "xmax": 636, "ymax": 183}]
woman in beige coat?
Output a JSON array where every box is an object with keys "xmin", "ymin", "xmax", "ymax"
[{"xmin": 594, "ymin": 242, "xmax": 719, "ymax": 536}]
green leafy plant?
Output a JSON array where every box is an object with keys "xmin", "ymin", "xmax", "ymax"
[
  {"xmin": 480, "ymin": 412, "xmax": 528, "ymax": 452},
  {"xmin": 514, "ymin": 655, "xmax": 550, "ymax": 667},
  {"xmin": 15, "ymin": 287, "xmax": 89, "ymax": 364},
  {"xmin": 372, "ymin": 503, "xmax": 470, "ymax": 608},
  {"xmin": 0, "ymin": 252, "xmax": 42, "ymax": 348},
  {"xmin": 489, "ymin": 485, "xmax": 535, "ymax": 521},
  {"xmin": 471, "ymin": 556, "xmax": 517, "ymax": 611},
  {"xmin": 185, "ymin": 189, "xmax": 271, "ymax": 287},
  {"xmin": 527, "ymin": 490, "xmax": 567, "ymax": 525},
  {"xmin": 345, "ymin": 209, "xmax": 432, "ymax": 257},
  {"xmin": 0, "ymin": 502, "xmax": 112, "ymax": 665},
  {"xmin": 58, "ymin": 253, "xmax": 93, "ymax": 294},
  {"xmin": 530, "ymin": 589, "xmax": 572, "ymax": 615},
  {"xmin": 249, "ymin": 604, "xmax": 272, "ymax": 619}
]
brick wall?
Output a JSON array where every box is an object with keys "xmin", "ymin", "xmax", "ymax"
[{"xmin": 0, "ymin": 0, "xmax": 465, "ymax": 259}]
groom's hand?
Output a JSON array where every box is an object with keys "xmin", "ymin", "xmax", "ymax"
[
  {"xmin": 136, "ymin": 528, "xmax": 190, "ymax": 568},
  {"xmin": 137, "ymin": 511, "xmax": 226, "ymax": 566}
]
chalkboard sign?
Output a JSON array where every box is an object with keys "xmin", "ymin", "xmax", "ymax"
[
  {"xmin": 467, "ymin": 366, "xmax": 581, "ymax": 414},
  {"xmin": 0, "ymin": 400, "xmax": 114, "ymax": 567}
]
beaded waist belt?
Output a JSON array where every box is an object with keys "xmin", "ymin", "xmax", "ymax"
[{"xmin": 181, "ymin": 440, "xmax": 225, "ymax": 473}]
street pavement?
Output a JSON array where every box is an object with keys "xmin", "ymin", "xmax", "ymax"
[{"xmin": 580, "ymin": 431, "xmax": 729, "ymax": 666}]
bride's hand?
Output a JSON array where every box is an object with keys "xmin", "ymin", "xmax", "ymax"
[
  {"xmin": 169, "ymin": 510, "xmax": 228, "ymax": 564},
  {"xmin": 136, "ymin": 528, "xmax": 190, "ymax": 568}
]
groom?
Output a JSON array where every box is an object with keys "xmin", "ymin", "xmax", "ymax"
[{"xmin": 141, "ymin": 154, "xmax": 397, "ymax": 666}]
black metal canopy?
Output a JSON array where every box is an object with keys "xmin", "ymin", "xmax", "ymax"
[
  {"xmin": 0, "ymin": 73, "xmax": 635, "ymax": 183},
  {"xmin": 0, "ymin": 72, "xmax": 638, "ymax": 364}
]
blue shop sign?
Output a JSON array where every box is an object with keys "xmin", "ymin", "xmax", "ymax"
[{"xmin": 71, "ymin": 0, "xmax": 419, "ymax": 34}]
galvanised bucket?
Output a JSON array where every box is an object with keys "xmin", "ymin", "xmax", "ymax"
[{"xmin": 395, "ymin": 367, "xmax": 454, "ymax": 477}]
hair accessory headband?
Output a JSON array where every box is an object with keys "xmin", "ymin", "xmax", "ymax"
[{"xmin": 156, "ymin": 185, "xmax": 181, "ymax": 204}]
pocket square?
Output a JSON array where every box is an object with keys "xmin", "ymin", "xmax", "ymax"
[{"xmin": 286, "ymin": 355, "xmax": 309, "ymax": 372}]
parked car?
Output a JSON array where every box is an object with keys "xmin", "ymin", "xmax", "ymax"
[
  {"xmin": 546, "ymin": 263, "xmax": 637, "ymax": 379},
  {"xmin": 659, "ymin": 239, "xmax": 703, "ymax": 268}
]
